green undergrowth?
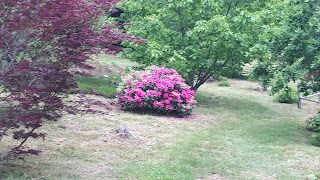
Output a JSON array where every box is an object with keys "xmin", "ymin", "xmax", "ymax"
[{"xmin": 217, "ymin": 76, "xmax": 231, "ymax": 87}]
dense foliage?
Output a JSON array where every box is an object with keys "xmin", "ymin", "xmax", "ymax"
[
  {"xmin": 247, "ymin": 61, "xmax": 274, "ymax": 91},
  {"xmin": 306, "ymin": 112, "xmax": 320, "ymax": 147},
  {"xmin": 0, "ymin": 0, "xmax": 136, "ymax": 160},
  {"xmin": 273, "ymin": 86, "xmax": 298, "ymax": 104},
  {"xmin": 306, "ymin": 112, "xmax": 320, "ymax": 132},
  {"xmin": 120, "ymin": 0, "xmax": 270, "ymax": 91},
  {"xmin": 249, "ymin": 0, "xmax": 320, "ymax": 95},
  {"xmin": 119, "ymin": 0, "xmax": 319, "ymax": 94},
  {"xmin": 118, "ymin": 66, "xmax": 196, "ymax": 117}
]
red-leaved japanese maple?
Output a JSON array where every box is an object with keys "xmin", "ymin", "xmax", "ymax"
[{"xmin": 0, "ymin": 0, "xmax": 138, "ymax": 161}]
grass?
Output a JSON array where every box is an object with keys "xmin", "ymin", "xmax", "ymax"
[
  {"xmin": 218, "ymin": 80, "xmax": 230, "ymax": 87},
  {"xmin": 1, "ymin": 63, "xmax": 320, "ymax": 179},
  {"xmin": 75, "ymin": 54, "xmax": 136, "ymax": 96},
  {"xmin": 88, "ymin": 54, "xmax": 138, "ymax": 76},
  {"xmin": 118, "ymin": 81, "xmax": 319, "ymax": 180},
  {"xmin": 76, "ymin": 74, "xmax": 121, "ymax": 95}
]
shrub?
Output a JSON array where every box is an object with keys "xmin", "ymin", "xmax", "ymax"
[
  {"xmin": 217, "ymin": 76, "xmax": 228, "ymax": 82},
  {"xmin": 218, "ymin": 80, "xmax": 230, "ymax": 87},
  {"xmin": 217, "ymin": 76, "xmax": 230, "ymax": 87},
  {"xmin": 248, "ymin": 61, "xmax": 275, "ymax": 91},
  {"xmin": 117, "ymin": 66, "xmax": 196, "ymax": 117},
  {"xmin": 310, "ymin": 133, "xmax": 320, "ymax": 147},
  {"xmin": 273, "ymin": 86, "xmax": 298, "ymax": 104},
  {"xmin": 306, "ymin": 112, "xmax": 320, "ymax": 132}
]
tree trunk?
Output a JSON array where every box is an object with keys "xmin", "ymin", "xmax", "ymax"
[
  {"xmin": 188, "ymin": 72, "xmax": 194, "ymax": 87},
  {"xmin": 191, "ymin": 73, "xmax": 212, "ymax": 92}
]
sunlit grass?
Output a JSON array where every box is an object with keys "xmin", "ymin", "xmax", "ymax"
[{"xmin": 76, "ymin": 75, "xmax": 120, "ymax": 96}]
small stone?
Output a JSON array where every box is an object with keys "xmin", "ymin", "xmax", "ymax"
[{"xmin": 109, "ymin": 126, "xmax": 134, "ymax": 140}]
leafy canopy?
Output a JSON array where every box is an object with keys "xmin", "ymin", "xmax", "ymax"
[
  {"xmin": 121, "ymin": 0, "xmax": 267, "ymax": 90},
  {"xmin": 249, "ymin": 0, "xmax": 320, "ymax": 95}
]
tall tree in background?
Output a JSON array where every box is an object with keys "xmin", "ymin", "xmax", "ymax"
[
  {"xmin": 0, "ymin": 0, "xmax": 136, "ymax": 160},
  {"xmin": 121, "ymin": 0, "xmax": 267, "ymax": 91}
]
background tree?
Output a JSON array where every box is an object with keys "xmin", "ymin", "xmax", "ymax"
[
  {"xmin": 120, "ymin": 0, "xmax": 268, "ymax": 91},
  {"xmin": 0, "ymin": 0, "xmax": 136, "ymax": 160},
  {"xmin": 249, "ymin": 0, "xmax": 320, "ymax": 95},
  {"xmin": 247, "ymin": 60, "xmax": 275, "ymax": 91}
]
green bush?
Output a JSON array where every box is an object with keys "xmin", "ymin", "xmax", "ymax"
[
  {"xmin": 273, "ymin": 86, "xmax": 298, "ymax": 104},
  {"xmin": 217, "ymin": 76, "xmax": 228, "ymax": 82},
  {"xmin": 218, "ymin": 80, "xmax": 230, "ymax": 87},
  {"xmin": 310, "ymin": 133, "xmax": 320, "ymax": 147},
  {"xmin": 306, "ymin": 112, "xmax": 320, "ymax": 132},
  {"xmin": 217, "ymin": 76, "xmax": 230, "ymax": 87},
  {"xmin": 307, "ymin": 112, "xmax": 320, "ymax": 147},
  {"xmin": 248, "ymin": 61, "xmax": 275, "ymax": 91},
  {"xmin": 76, "ymin": 74, "xmax": 121, "ymax": 95}
]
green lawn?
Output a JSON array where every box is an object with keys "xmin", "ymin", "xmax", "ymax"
[
  {"xmin": 1, "ymin": 78, "xmax": 319, "ymax": 180},
  {"xmin": 76, "ymin": 75, "xmax": 120, "ymax": 96},
  {"xmin": 75, "ymin": 54, "xmax": 136, "ymax": 96}
]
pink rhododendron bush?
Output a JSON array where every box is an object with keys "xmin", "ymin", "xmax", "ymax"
[{"xmin": 117, "ymin": 66, "xmax": 196, "ymax": 117}]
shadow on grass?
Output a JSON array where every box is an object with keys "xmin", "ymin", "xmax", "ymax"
[
  {"xmin": 195, "ymin": 91, "xmax": 271, "ymax": 118},
  {"xmin": 195, "ymin": 92, "xmax": 306, "ymax": 145}
]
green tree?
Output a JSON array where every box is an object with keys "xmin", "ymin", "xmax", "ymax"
[
  {"xmin": 121, "ymin": 0, "xmax": 266, "ymax": 91},
  {"xmin": 250, "ymin": 0, "xmax": 320, "ymax": 95}
]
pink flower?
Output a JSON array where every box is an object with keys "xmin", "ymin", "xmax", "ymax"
[
  {"xmin": 153, "ymin": 101, "xmax": 159, "ymax": 107},
  {"xmin": 158, "ymin": 102, "xmax": 164, "ymax": 107},
  {"xmin": 119, "ymin": 95, "xmax": 126, "ymax": 101},
  {"xmin": 153, "ymin": 101, "xmax": 164, "ymax": 108},
  {"xmin": 165, "ymin": 104, "xmax": 173, "ymax": 110},
  {"xmin": 125, "ymin": 88, "xmax": 131, "ymax": 94},
  {"xmin": 171, "ymin": 90, "xmax": 180, "ymax": 97},
  {"xmin": 134, "ymin": 95, "xmax": 142, "ymax": 102},
  {"xmin": 136, "ymin": 83, "xmax": 143, "ymax": 88},
  {"xmin": 165, "ymin": 99, "xmax": 171, "ymax": 105},
  {"xmin": 136, "ymin": 89, "xmax": 146, "ymax": 98},
  {"xmin": 147, "ymin": 90, "xmax": 156, "ymax": 97}
]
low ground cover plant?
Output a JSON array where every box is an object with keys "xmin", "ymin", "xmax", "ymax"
[{"xmin": 117, "ymin": 66, "xmax": 196, "ymax": 117}]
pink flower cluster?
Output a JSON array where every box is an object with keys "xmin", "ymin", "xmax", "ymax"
[{"xmin": 118, "ymin": 66, "xmax": 196, "ymax": 116}]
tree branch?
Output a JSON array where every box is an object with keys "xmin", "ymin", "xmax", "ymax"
[{"xmin": 15, "ymin": 126, "xmax": 37, "ymax": 150}]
